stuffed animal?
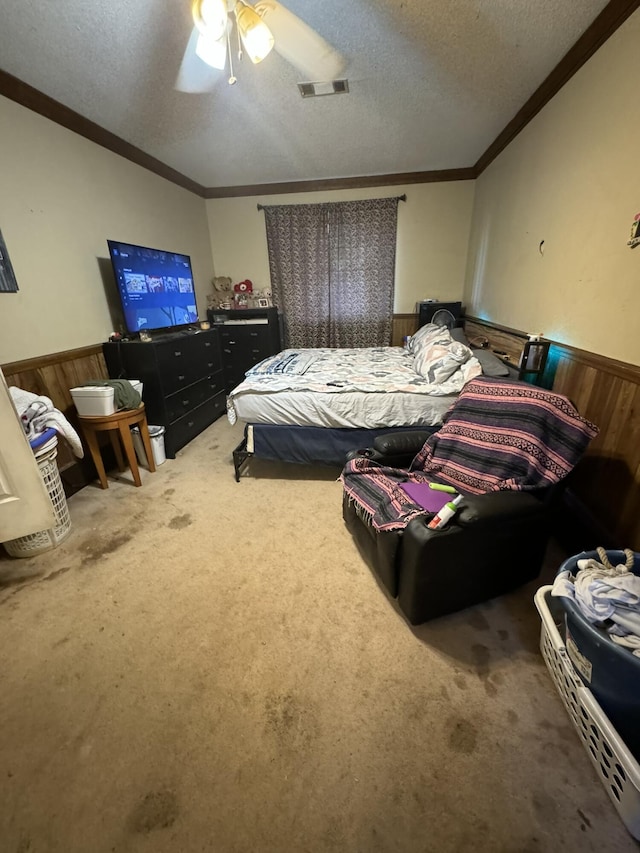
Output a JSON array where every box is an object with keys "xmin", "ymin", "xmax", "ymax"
[{"xmin": 207, "ymin": 276, "xmax": 233, "ymax": 309}]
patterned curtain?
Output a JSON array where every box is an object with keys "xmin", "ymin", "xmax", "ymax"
[{"xmin": 263, "ymin": 198, "xmax": 399, "ymax": 348}]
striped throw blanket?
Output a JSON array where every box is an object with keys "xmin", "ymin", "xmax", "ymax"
[{"xmin": 341, "ymin": 377, "xmax": 599, "ymax": 531}]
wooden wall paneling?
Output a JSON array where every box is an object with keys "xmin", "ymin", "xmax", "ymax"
[
  {"xmin": 463, "ymin": 319, "xmax": 526, "ymax": 366},
  {"xmin": 465, "ymin": 318, "xmax": 640, "ymax": 550},
  {"xmin": 2, "ymin": 344, "xmax": 109, "ymax": 481},
  {"xmin": 2, "ymin": 347, "xmax": 107, "ymax": 410},
  {"xmin": 551, "ymin": 351, "xmax": 640, "ymax": 548},
  {"xmin": 391, "ymin": 314, "xmax": 419, "ymax": 347},
  {"xmin": 608, "ymin": 382, "xmax": 640, "ymax": 542}
]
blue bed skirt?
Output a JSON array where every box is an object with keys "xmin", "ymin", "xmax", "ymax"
[{"xmin": 232, "ymin": 423, "xmax": 437, "ymax": 480}]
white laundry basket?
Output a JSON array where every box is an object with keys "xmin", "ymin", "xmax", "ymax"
[
  {"xmin": 3, "ymin": 443, "xmax": 72, "ymax": 558},
  {"xmin": 535, "ymin": 586, "xmax": 640, "ymax": 840},
  {"xmin": 131, "ymin": 424, "xmax": 166, "ymax": 468}
]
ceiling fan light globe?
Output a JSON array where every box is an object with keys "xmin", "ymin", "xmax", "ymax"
[
  {"xmin": 195, "ymin": 32, "xmax": 227, "ymax": 70},
  {"xmin": 192, "ymin": 0, "xmax": 228, "ymax": 42},
  {"xmin": 235, "ymin": 1, "xmax": 274, "ymax": 64}
]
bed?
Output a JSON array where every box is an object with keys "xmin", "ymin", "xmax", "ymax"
[{"xmin": 225, "ymin": 322, "xmax": 507, "ymax": 480}]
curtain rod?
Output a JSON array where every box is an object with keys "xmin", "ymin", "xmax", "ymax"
[{"xmin": 257, "ymin": 194, "xmax": 406, "ymax": 211}]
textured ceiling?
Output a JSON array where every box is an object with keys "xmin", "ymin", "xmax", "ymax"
[{"xmin": 0, "ymin": 0, "xmax": 611, "ymax": 189}]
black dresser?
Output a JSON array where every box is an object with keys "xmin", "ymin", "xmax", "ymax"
[
  {"xmin": 103, "ymin": 328, "xmax": 226, "ymax": 458},
  {"xmin": 208, "ymin": 307, "xmax": 282, "ymax": 392}
]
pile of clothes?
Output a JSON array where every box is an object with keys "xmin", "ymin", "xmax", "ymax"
[
  {"xmin": 552, "ymin": 547, "xmax": 640, "ymax": 657},
  {"xmin": 10, "ymin": 387, "xmax": 84, "ymax": 458}
]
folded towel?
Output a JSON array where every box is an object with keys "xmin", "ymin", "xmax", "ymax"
[{"xmin": 9, "ymin": 386, "xmax": 84, "ymax": 458}]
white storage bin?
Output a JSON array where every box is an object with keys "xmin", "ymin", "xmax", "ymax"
[
  {"xmin": 70, "ymin": 386, "xmax": 115, "ymax": 416},
  {"xmin": 70, "ymin": 380, "xmax": 143, "ymax": 416},
  {"xmin": 131, "ymin": 425, "xmax": 166, "ymax": 468}
]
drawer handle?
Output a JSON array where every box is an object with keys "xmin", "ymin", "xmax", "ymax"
[
  {"xmin": 204, "ymin": 341, "xmax": 211, "ymax": 347},
  {"xmin": 182, "ymin": 399, "xmax": 190, "ymax": 407},
  {"xmin": 187, "ymin": 421, "xmax": 194, "ymax": 428},
  {"xmin": 223, "ymin": 348, "xmax": 232, "ymax": 354},
  {"xmin": 207, "ymin": 362, "xmax": 214, "ymax": 368},
  {"xmin": 174, "ymin": 350, "xmax": 182, "ymax": 356},
  {"xmin": 250, "ymin": 332, "xmax": 258, "ymax": 337},
  {"xmin": 178, "ymin": 374, "xmax": 185, "ymax": 381}
]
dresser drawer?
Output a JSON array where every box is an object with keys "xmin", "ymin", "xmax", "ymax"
[
  {"xmin": 220, "ymin": 326, "xmax": 269, "ymax": 347},
  {"xmin": 165, "ymin": 372, "xmax": 225, "ymax": 423},
  {"xmin": 165, "ymin": 393, "xmax": 226, "ymax": 455},
  {"xmin": 156, "ymin": 330, "xmax": 221, "ymax": 395},
  {"xmin": 156, "ymin": 341, "xmax": 201, "ymax": 394},
  {"xmin": 192, "ymin": 330, "xmax": 222, "ymax": 372}
]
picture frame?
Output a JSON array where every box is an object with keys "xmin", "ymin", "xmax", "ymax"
[
  {"xmin": 257, "ymin": 297, "xmax": 270, "ymax": 308},
  {"xmin": 0, "ymin": 229, "xmax": 19, "ymax": 293}
]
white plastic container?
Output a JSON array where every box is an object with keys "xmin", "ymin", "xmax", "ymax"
[
  {"xmin": 70, "ymin": 380, "xmax": 143, "ymax": 416},
  {"xmin": 131, "ymin": 425, "xmax": 166, "ymax": 468},
  {"xmin": 70, "ymin": 386, "xmax": 115, "ymax": 416}
]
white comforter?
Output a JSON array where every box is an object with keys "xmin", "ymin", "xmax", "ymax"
[{"xmin": 226, "ymin": 347, "xmax": 481, "ymax": 427}]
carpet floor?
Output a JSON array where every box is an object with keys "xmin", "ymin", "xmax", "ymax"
[{"xmin": 0, "ymin": 416, "xmax": 637, "ymax": 852}]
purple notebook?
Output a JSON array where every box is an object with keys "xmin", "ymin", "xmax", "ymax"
[{"xmin": 399, "ymin": 482, "xmax": 453, "ymax": 512}]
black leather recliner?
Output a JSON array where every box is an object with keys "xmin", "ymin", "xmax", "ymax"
[
  {"xmin": 343, "ymin": 431, "xmax": 553, "ymax": 624},
  {"xmin": 341, "ymin": 377, "xmax": 599, "ymax": 625}
]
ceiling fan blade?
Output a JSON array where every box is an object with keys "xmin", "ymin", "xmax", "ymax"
[
  {"xmin": 175, "ymin": 27, "xmax": 221, "ymax": 93},
  {"xmin": 254, "ymin": 0, "xmax": 346, "ymax": 81}
]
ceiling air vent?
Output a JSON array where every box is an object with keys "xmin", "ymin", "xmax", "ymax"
[{"xmin": 298, "ymin": 80, "xmax": 349, "ymax": 98}]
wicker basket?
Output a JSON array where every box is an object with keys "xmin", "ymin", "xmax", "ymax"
[
  {"xmin": 3, "ymin": 448, "xmax": 71, "ymax": 558},
  {"xmin": 535, "ymin": 586, "xmax": 640, "ymax": 840}
]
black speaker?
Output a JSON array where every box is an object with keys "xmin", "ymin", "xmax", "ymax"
[{"xmin": 417, "ymin": 301, "xmax": 463, "ymax": 329}]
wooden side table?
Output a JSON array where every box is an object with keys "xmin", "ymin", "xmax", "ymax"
[{"xmin": 78, "ymin": 404, "xmax": 156, "ymax": 489}]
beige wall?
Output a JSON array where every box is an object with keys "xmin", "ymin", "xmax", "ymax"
[
  {"xmin": 464, "ymin": 9, "xmax": 640, "ymax": 366},
  {"xmin": 205, "ymin": 182, "xmax": 475, "ymax": 315},
  {"xmin": 0, "ymin": 96, "xmax": 213, "ymax": 364}
]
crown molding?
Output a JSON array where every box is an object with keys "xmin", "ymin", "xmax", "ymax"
[
  {"xmin": 0, "ymin": 69, "xmax": 206, "ymax": 197},
  {"xmin": 204, "ymin": 169, "xmax": 475, "ymax": 198},
  {"xmin": 474, "ymin": 0, "xmax": 640, "ymax": 175}
]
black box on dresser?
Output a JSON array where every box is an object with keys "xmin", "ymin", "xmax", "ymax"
[{"xmin": 103, "ymin": 328, "xmax": 225, "ymax": 459}]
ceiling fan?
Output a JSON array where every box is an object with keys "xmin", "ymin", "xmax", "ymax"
[{"xmin": 176, "ymin": 0, "xmax": 346, "ymax": 91}]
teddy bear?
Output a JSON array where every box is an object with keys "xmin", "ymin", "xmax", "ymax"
[{"xmin": 207, "ymin": 275, "xmax": 233, "ymax": 309}]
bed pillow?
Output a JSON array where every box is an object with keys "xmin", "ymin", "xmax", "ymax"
[
  {"xmin": 407, "ymin": 323, "xmax": 451, "ymax": 355},
  {"xmin": 413, "ymin": 340, "xmax": 471, "ymax": 384},
  {"xmin": 473, "ymin": 348, "xmax": 511, "ymax": 377},
  {"xmin": 450, "ymin": 327, "xmax": 470, "ymax": 345}
]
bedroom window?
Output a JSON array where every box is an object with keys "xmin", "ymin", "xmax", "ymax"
[{"xmin": 262, "ymin": 197, "xmax": 400, "ymax": 348}]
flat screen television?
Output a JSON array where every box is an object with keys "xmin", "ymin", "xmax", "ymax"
[{"xmin": 107, "ymin": 239, "xmax": 199, "ymax": 335}]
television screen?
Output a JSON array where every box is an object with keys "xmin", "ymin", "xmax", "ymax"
[{"xmin": 107, "ymin": 240, "xmax": 199, "ymax": 334}]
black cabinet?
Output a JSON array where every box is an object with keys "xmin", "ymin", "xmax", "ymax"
[
  {"xmin": 208, "ymin": 307, "xmax": 282, "ymax": 392},
  {"xmin": 103, "ymin": 328, "xmax": 225, "ymax": 459}
]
